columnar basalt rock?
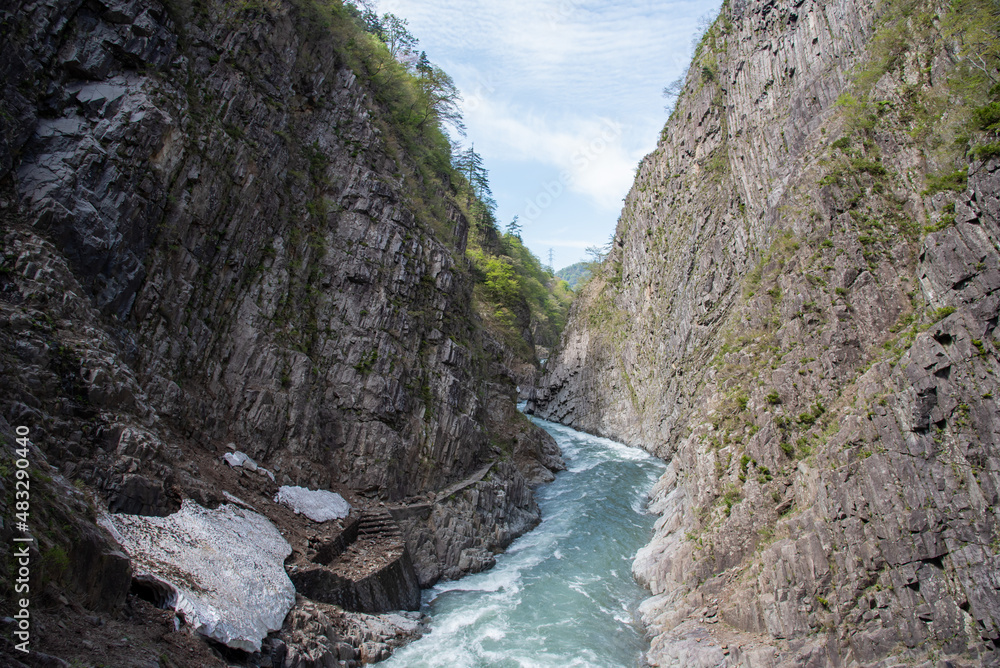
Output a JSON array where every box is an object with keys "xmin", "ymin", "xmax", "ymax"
[
  {"xmin": 0, "ymin": 0, "xmax": 560, "ymax": 662},
  {"xmin": 531, "ymin": 0, "xmax": 1000, "ymax": 665}
]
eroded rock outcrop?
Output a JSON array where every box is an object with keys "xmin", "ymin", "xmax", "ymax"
[
  {"xmin": 531, "ymin": 0, "xmax": 1000, "ymax": 665},
  {"xmin": 391, "ymin": 459, "xmax": 543, "ymax": 586},
  {"xmin": 277, "ymin": 597, "xmax": 427, "ymax": 668}
]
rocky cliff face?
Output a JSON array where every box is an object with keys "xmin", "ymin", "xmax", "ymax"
[
  {"xmin": 531, "ymin": 0, "xmax": 1000, "ymax": 665},
  {"xmin": 0, "ymin": 0, "xmax": 561, "ymax": 664}
]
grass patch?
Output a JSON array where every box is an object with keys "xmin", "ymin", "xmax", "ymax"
[
  {"xmin": 931, "ymin": 305, "xmax": 956, "ymax": 322},
  {"xmin": 923, "ymin": 169, "xmax": 968, "ymax": 195}
]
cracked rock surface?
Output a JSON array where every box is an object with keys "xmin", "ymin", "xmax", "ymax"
[{"xmin": 530, "ymin": 0, "xmax": 1000, "ymax": 665}]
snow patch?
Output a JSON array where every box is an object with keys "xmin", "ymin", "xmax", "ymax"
[
  {"xmin": 275, "ymin": 485, "xmax": 351, "ymax": 522},
  {"xmin": 223, "ymin": 450, "xmax": 257, "ymax": 470},
  {"xmin": 100, "ymin": 500, "xmax": 294, "ymax": 652},
  {"xmin": 223, "ymin": 450, "xmax": 275, "ymax": 481}
]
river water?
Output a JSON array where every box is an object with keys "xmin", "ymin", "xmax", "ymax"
[{"xmin": 382, "ymin": 414, "xmax": 665, "ymax": 668}]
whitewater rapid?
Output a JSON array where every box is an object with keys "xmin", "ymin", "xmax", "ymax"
[{"xmin": 382, "ymin": 414, "xmax": 665, "ymax": 667}]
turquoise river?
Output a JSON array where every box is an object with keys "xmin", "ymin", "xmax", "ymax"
[{"xmin": 382, "ymin": 414, "xmax": 666, "ymax": 667}]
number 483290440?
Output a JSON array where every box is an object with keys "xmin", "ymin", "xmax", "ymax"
[{"xmin": 13, "ymin": 426, "xmax": 30, "ymax": 525}]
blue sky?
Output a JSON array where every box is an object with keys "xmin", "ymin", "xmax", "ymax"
[{"xmin": 376, "ymin": 0, "xmax": 722, "ymax": 270}]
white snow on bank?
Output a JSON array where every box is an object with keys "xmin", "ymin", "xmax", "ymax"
[
  {"xmin": 223, "ymin": 451, "xmax": 257, "ymax": 470},
  {"xmin": 275, "ymin": 485, "xmax": 351, "ymax": 522},
  {"xmin": 223, "ymin": 450, "xmax": 275, "ymax": 481},
  {"xmin": 100, "ymin": 500, "xmax": 295, "ymax": 652}
]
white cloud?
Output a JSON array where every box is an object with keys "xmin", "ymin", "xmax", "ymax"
[
  {"xmin": 462, "ymin": 97, "xmax": 640, "ymax": 209},
  {"xmin": 378, "ymin": 0, "xmax": 708, "ymax": 107},
  {"xmin": 371, "ymin": 0, "xmax": 722, "ymax": 255}
]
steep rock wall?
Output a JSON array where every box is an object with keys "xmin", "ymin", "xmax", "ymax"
[
  {"xmin": 0, "ymin": 0, "xmax": 561, "ymax": 660},
  {"xmin": 531, "ymin": 0, "xmax": 1000, "ymax": 665},
  {"xmin": 3, "ymin": 0, "xmax": 551, "ymax": 502}
]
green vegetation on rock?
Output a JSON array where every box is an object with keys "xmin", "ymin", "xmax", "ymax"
[{"xmin": 531, "ymin": 0, "xmax": 1000, "ymax": 663}]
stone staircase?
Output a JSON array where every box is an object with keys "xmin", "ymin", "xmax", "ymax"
[
  {"xmin": 289, "ymin": 507, "xmax": 420, "ymax": 613},
  {"xmin": 356, "ymin": 509, "xmax": 402, "ymax": 541}
]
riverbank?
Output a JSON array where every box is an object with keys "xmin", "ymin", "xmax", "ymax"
[{"xmin": 382, "ymin": 415, "xmax": 666, "ymax": 667}]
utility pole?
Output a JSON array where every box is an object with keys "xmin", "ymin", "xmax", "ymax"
[{"xmin": 548, "ymin": 248, "xmax": 554, "ymax": 273}]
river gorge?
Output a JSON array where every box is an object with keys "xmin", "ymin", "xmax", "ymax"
[{"xmin": 384, "ymin": 414, "xmax": 665, "ymax": 667}]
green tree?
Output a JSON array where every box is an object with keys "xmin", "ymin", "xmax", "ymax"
[
  {"xmin": 505, "ymin": 215, "xmax": 522, "ymax": 239},
  {"xmin": 585, "ymin": 239, "xmax": 611, "ymax": 264},
  {"xmin": 345, "ymin": 0, "xmax": 382, "ymax": 37},
  {"xmin": 944, "ymin": 0, "xmax": 1000, "ymax": 86},
  {"xmin": 415, "ymin": 63, "xmax": 466, "ymax": 135},
  {"xmin": 454, "ymin": 145, "xmax": 492, "ymax": 205},
  {"xmin": 416, "ymin": 50, "xmax": 432, "ymax": 75},
  {"xmin": 472, "ymin": 194, "xmax": 498, "ymax": 235},
  {"xmin": 380, "ymin": 13, "xmax": 418, "ymax": 60},
  {"xmin": 351, "ymin": 7, "xmax": 418, "ymax": 61},
  {"xmin": 480, "ymin": 255, "xmax": 520, "ymax": 306}
]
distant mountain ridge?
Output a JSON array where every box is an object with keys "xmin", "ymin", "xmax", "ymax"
[{"xmin": 554, "ymin": 262, "xmax": 592, "ymax": 290}]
